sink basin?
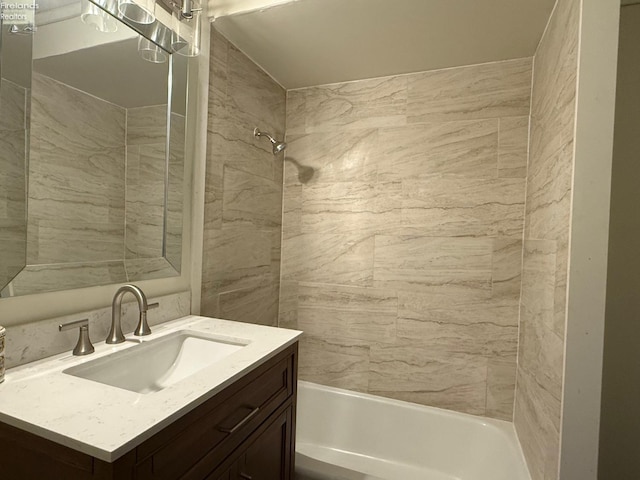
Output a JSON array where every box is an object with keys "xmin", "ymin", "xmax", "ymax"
[{"xmin": 63, "ymin": 330, "xmax": 248, "ymax": 394}]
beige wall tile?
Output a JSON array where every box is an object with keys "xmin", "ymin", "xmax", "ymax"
[
  {"xmin": 279, "ymin": 57, "xmax": 533, "ymax": 421},
  {"xmin": 218, "ymin": 279, "xmax": 279, "ymax": 327},
  {"xmin": 514, "ymin": 368, "xmax": 561, "ymax": 480},
  {"xmin": 377, "ymin": 120, "xmax": 499, "ymax": 181},
  {"xmin": 373, "ymin": 235, "xmax": 493, "ymax": 293},
  {"xmin": 202, "ymin": 29, "xmax": 286, "ymax": 327},
  {"xmin": 284, "ymin": 129, "xmax": 378, "ymax": 185},
  {"xmin": 298, "ymin": 336, "xmax": 371, "ymax": 392},
  {"xmin": 297, "ymin": 282, "xmax": 397, "ymax": 343},
  {"xmin": 301, "ymin": 181, "xmax": 401, "ymax": 236},
  {"xmin": 525, "ymin": 141, "xmax": 573, "ymax": 241},
  {"xmin": 369, "ymin": 343, "xmax": 488, "ymax": 415},
  {"xmin": 282, "ymin": 233, "xmax": 374, "ymax": 286},
  {"xmin": 0, "ymin": 78, "xmax": 26, "ymax": 130},
  {"xmin": 126, "ymin": 105, "xmax": 167, "ymax": 145},
  {"xmin": 492, "ymin": 237, "xmax": 524, "ymax": 302},
  {"xmin": 303, "ymin": 75, "xmax": 407, "ymax": 132},
  {"xmin": 407, "ymin": 58, "xmax": 532, "ymax": 123},
  {"xmin": 514, "ymin": 0, "xmax": 579, "ymax": 477},
  {"xmin": 498, "ymin": 116, "xmax": 530, "ymax": 178},
  {"xmin": 285, "ymin": 89, "xmax": 306, "ymax": 135},
  {"xmin": 222, "ymin": 166, "xmax": 282, "ymax": 228},
  {"xmin": 202, "ymin": 226, "xmax": 273, "ymax": 291},
  {"xmin": 486, "ymin": 356, "xmax": 517, "ymax": 421},
  {"xmin": 401, "ymin": 176, "xmax": 526, "ymax": 237}
]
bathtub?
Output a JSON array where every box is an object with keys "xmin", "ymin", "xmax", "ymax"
[{"xmin": 295, "ymin": 381, "xmax": 531, "ymax": 480}]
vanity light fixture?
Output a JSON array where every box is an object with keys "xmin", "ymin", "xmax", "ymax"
[
  {"xmin": 170, "ymin": 2, "xmax": 201, "ymax": 57},
  {"xmin": 81, "ymin": 0, "xmax": 118, "ymax": 33},
  {"xmin": 118, "ymin": 0, "xmax": 156, "ymax": 25},
  {"xmin": 138, "ymin": 36, "xmax": 168, "ymax": 63}
]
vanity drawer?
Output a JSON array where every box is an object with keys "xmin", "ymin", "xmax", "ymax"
[{"xmin": 134, "ymin": 345, "xmax": 295, "ymax": 480}]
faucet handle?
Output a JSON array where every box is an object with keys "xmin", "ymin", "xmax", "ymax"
[
  {"xmin": 59, "ymin": 319, "xmax": 95, "ymax": 356},
  {"xmin": 134, "ymin": 302, "xmax": 158, "ymax": 337}
]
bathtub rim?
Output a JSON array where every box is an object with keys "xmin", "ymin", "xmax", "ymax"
[{"xmin": 297, "ymin": 380, "xmax": 532, "ymax": 479}]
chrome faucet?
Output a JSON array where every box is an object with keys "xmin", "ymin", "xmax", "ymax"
[{"xmin": 107, "ymin": 284, "xmax": 153, "ymax": 344}]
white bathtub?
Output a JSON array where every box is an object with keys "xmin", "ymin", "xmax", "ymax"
[{"xmin": 296, "ymin": 381, "xmax": 531, "ymax": 480}]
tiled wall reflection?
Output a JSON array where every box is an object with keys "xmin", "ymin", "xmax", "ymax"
[
  {"xmin": 200, "ymin": 29, "xmax": 286, "ymax": 327},
  {"xmin": 280, "ymin": 58, "xmax": 533, "ymax": 420}
]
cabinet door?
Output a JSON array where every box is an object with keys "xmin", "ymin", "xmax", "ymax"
[
  {"xmin": 237, "ymin": 407, "xmax": 293, "ymax": 480},
  {"xmin": 210, "ymin": 466, "xmax": 234, "ymax": 480}
]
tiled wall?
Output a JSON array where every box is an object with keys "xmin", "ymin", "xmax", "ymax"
[
  {"xmin": 200, "ymin": 29, "xmax": 286, "ymax": 326},
  {"xmin": 7, "ymin": 73, "xmax": 182, "ymax": 296},
  {"xmin": 280, "ymin": 58, "xmax": 532, "ymax": 419},
  {"xmin": 513, "ymin": 0, "xmax": 579, "ymax": 478},
  {"xmin": 125, "ymin": 105, "xmax": 167, "ymax": 262},
  {"xmin": 28, "ymin": 73, "xmax": 127, "ymax": 274},
  {"xmin": 0, "ymin": 78, "xmax": 27, "ymax": 290}
]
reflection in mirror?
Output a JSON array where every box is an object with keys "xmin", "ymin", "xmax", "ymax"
[
  {"xmin": 0, "ymin": 15, "xmax": 31, "ymax": 292},
  {"xmin": 0, "ymin": 0, "xmax": 188, "ymax": 297}
]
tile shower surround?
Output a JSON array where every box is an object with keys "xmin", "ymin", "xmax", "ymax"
[
  {"xmin": 200, "ymin": 30, "xmax": 286, "ymax": 328},
  {"xmin": 205, "ymin": 20, "xmax": 576, "ymax": 479},
  {"xmin": 513, "ymin": 0, "xmax": 580, "ymax": 478},
  {"xmin": 280, "ymin": 57, "xmax": 532, "ymax": 421}
]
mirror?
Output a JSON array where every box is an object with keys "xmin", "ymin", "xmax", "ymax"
[
  {"xmin": 0, "ymin": 11, "xmax": 31, "ymax": 293},
  {"xmin": 0, "ymin": 0, "xmax": 189, "ymax": 297}
]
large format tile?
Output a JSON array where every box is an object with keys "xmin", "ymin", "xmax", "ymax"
[
  {"xmin": 218, "ymin": 279, "xmax": 279, "ymax": 327},
  {"xmin": 28, "ymin": 219, "xmax": 124, "ymax": 264},
  {"xmin": 376, "ymin": 120, "xmax": 499, "ymax": 180},
  {"xmin": 492, "ymin": 237, "xmax": 524, "ymax": 302},
  {"xmin": 298, "ymin": 336, "xmax": 371, "ymax": 392},
  {"xmin": 486, "ymin": 356, "xmax": 517, "ymax": 420},
  {"xmin": 369, "ymin": 343, "xmax": 488, "ymax": 415},
  {"xmin": 498, "ymin": 116, "xmax": 529, "ymax": 178},
  {"xmin": 0, "ymin": 78, "xmax": 26, "ymax": 130},
  {"xmin": 525, "ymin": 141, "xmax": 573, "ymax": 241},
  {"xmin": 303, "ymin": 75, "xmax": 408, "ymax": 132},
  {"xmin": 514, "ymin": 367, "xmax": 561, "ymax": 480},
  {"xmin": 227, "ymin": 43, "xmax": 286, "ymax": 134},
  {"xmin": 300, "ymin": 181, "xmax": 401, "ymax": 236},
  {"xmin": 296, "ymin": 283, "xmax": 397, "ymax": 343},
  {"xmin": 282, "ymin": 233, "xmax": 374, "ymax": 287},
  {"xmin": 401, "ymin": 176, "xmax": 526, "ymax": 237},
  {"xmin": 373, "ymin": 235, "xmax": 493, "ymax": 294},
  {"xmin": 529, "ymin": 0, "xmax": 579, "ymax": 166},
  {"xmin": 284, "ymin": 129, "xmax": 378, "ymax": 185},
  {"xmin": 222, "ymin": 166, "xmax": 282, "ymax": 228},
  {"xmin": 407, "ymin": 58, "xmax": 532, "ymax": 123},
  {"xmin": 126, "ymin": 105, "xmax": 167, "ymax": 145},
  {"xmin": 31, "ymin": 73, "xmax": 125, "ymax": 149},
  {"xmin": 202, "ymin": 226, "xmax": 273, "ymax": 291}
]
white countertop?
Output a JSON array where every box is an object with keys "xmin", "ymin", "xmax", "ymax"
[{"xmin": 0, "ymin": 316, "xmax": 302, "ymax": 462}]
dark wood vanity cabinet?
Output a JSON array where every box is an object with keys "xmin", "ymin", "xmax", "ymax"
[{"xmin": 0, "ymin": 343, "xmax": 298, "ymax": 480}]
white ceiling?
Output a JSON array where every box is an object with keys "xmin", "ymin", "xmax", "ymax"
[{"xmin": 213, "ymin": 0, "xmax": 557, "ymax": 89}]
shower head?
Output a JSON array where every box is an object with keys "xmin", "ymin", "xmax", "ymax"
[{"xmin": 254, "ymin": 127, "xmax": 287, "ymax": 155}]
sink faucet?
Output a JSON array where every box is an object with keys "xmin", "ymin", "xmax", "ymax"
[{"xmin": 107, "ymin": 284, "xmax": 152, "ymax": 344}]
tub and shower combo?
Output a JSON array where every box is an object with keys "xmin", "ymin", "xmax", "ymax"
[{"xmin": 295, "ymin": 382, "xmax": 531, "ymax": 480}]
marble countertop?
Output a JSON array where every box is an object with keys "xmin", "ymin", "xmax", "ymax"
[{"xmin": 0, "ymin": 316, "xmax": 302, "ymax": 462}]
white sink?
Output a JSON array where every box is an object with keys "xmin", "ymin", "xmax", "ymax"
[{"xmin": 63, "ymin": 330, "xmax": 248, "ymax": 394}]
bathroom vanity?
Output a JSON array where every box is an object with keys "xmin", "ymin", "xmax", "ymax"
[{"xmin": 0, "ymin": 317, "xmax": 301, "ymax": 480}]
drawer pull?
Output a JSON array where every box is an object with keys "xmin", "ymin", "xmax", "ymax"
[
  {"xmin": 239, "ymin": 474, "xmax": 252, "ymax": 480},
  {"xmin": 217, "ymin": 406, "xmax": 260, "ymax": 434}
]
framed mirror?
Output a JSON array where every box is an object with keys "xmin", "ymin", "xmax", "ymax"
[{"xmin": 0, "ymin": 0, "xmax": 189, "ymax": 297}]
